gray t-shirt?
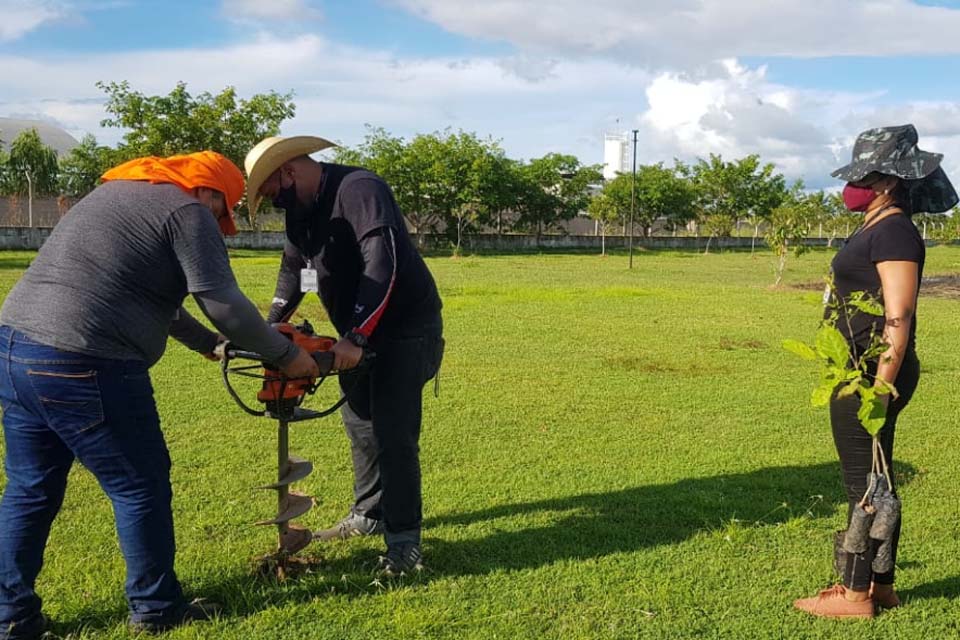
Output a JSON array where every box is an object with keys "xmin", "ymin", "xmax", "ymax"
[{"xmin": 1, "ymin": 181, "xmax": 237, "ymax": 365}]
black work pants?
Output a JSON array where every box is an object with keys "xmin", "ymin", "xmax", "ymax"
[
  {"xmin": 831, "ymin": 350, "xmax": 920, "ymax": 589},
  {"xmin": 339, "ymin": 320, "xmax": 443, "ymax": 543}
]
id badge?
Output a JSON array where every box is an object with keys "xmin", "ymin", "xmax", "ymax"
[{"xmin": 300, "ymin": 268, "xmax": 319, "ymax": 293}]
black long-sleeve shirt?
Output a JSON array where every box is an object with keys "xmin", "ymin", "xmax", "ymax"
[{"xmin": 267, "ymin": 164, "xmax": 441, "ymax": 341}]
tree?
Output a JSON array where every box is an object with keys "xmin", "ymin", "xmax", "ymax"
[
  {"xmin": 5, "ymin": 128, "xmax": 59, "ymax": 195},
  {"xmin": 3, "ymin": 128, "xmax": 60, "ymax": 226},
  {"xmin": 409, "ymin": 130, "xmax": 476, "ymax": 245},
  {"xmin": 766, "ymin": 193, "xmax": 817, "ymax": 286},
  {"xmin": 923, "ymin": 209, "xmax": 959, "ymax": 243},
  {"xmin": 471, "ymin": 152, "xmax": 520, "ymax": 237},
  {"xmin": 743, "ymin": 162, "xmax": 788, "ymax": 250},
  {"xmin": 594, "ymin": 174, "xmax": 631, "ymax": 235},
  {"xmin": 610, "ymin": 163, "xmax": 696, "ymax": 237},
  {"xmin": 685, "ymin": 154, "xmax": 787, "ymax": 253},
  {"xmin": 913, "ymin": 211, "xmax": 952, "ymax": 242},
  {"xmin": 58, "ymin": 134, "xmax": 116, "ymax": 198},
  {"xmin": 333, "ymin": 126, "xmax": 407, "ymax": 189},
  {"xmin": 444, "ymin": 131, "xmax": 496, "ymax": 253},
  {"xmin": 336, "ymin": 126, "xmax": 523, "ymax": 244},
  {"xmin": 513, "ymin": 153, "xmax": 601, "ymax": 238},
  {"xmin": 334, "ymin": 126, "xmax": 433, "ymax": 233},
  {"xmin": 98, "ymin": 81, "xmax": 295, "ymax": 219},
  {"xmin": 587, "ymin": 192, "xmax": 619, "ymax": 255},
  {"xmin": 0, "ymin": 148, "xmax": 10, "ymax": 194}
]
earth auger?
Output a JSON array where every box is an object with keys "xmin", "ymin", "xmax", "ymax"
[{"xmin": 218, "ymin": 321, "xmax": 371, "ymax": 575}]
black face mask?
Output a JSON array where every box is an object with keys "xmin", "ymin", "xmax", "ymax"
[
  {"xmin": 273, "ymin": 179, "xmax": 318, "ymax": 251},
  {"xmin": 272, "ymin": 181, "xmax": 299, "ymax": 210}
]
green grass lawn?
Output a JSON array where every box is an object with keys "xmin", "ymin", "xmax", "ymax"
[{"xmin": 1, "ymin": 245, "xmax": 960, "ymax": 639}]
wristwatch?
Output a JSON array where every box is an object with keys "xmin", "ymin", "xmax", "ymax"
[{"xmin": 344, "ymin": 330, "xmax": 368, "ymax": 348}]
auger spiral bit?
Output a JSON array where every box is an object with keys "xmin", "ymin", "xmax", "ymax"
[
  {"xmin": 256, "ymin": 417, "xmax": 315, "ymax": 554},
  {"xmin": 218, "ymin": 321, "xmax": 362, "ymax": 566}
]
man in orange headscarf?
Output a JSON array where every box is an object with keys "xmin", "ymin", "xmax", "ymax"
[
  {"xmin": 0, "ymin": 151, "xmax": 317, "ymax": 638},
  {"xmin": 101, "ymin": 151, "xmax": 245, "ymax": 236}
]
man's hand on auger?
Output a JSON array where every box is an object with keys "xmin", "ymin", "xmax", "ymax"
[
  {"xmin": 203, "ymin": 335, "xmax": 229, "ymax": 361},
  {"xmin": 280, "ymin": 346, "xmax": 321, "ymax": 379},
  {"xmin": 331, "ymin": 337, "xmax": 363, "ymax": 371}
]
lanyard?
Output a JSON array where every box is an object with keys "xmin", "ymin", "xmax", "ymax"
[{"xmin": 843, "ymin": 205, "xmax": 901, "ymax": 246}]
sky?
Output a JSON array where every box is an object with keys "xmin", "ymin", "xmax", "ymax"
[{"xmin": 2, "ymin": 0, "xmax": 960, "ymax": 190}]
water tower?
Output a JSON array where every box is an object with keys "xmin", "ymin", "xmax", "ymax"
[{"xmin": 603, "ymin": 132, "xmax": 629, "ymax": 181}]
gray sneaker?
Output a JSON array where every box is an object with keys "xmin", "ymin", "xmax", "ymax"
[
  {"xmin": 313, "ymin": 512, "xmax": 383, "ymax": 542},
  {"xmin": 376, "ymin": 543, "xmax": 424, "ymax": 577}
]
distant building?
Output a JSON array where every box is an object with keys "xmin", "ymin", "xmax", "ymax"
[
  {"xmin": 0, "ymin": 117, "xmax": 79, "ymax": 155},
  {"xmin": 602, "ymin": 132, "xmax": 630, "ymax": 181}
]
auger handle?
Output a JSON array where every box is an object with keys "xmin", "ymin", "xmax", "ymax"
[
  {"xmin": 220, "ymin": 341, "xmax": 374, "ymax": 372},
  {"xmin": 313, "ymin": 350, "xmax": 335, "ymax": 376},
  {"xmin": 312, "ymin": 349, "xmax": 376, "ymax": 376}
]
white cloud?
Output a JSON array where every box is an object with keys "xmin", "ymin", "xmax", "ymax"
[
  {"xmin": 0, "ymin": 33, "xmax": 651, "ymax": 159},
  {"xmin": 390, "ymin": 0, "xmax": 960, "ymax": 63},
  {"xmin": 626, "ymin": 61, "xmax": 960, "ymax": 189},
  {"xmin": 224, "ymin": 0, "xmax": 321, "ymax": 22},
  {"xmin": 0, "ymin": 0, "xmax": 67, "ymax": 41},
  {"xmin": 630, "ymin": 64, "xmax": 842, "ymax": 186},
  {"xmin": 1, "ymin": 29, "xmax": 959, "ymax": 191}
]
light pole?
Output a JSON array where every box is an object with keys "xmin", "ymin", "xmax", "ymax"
[
  {"xmin": 629, "ymin": 129, "xmax": 638, "ymax": 269},
  {"xmin": 25, "ymin": 171, "xmax": 33, "ymax": 228}
]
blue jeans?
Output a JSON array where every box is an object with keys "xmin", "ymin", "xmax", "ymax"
[{"xmin": 0, "ymin": 326, "xmax": 186, "ymax": 626}]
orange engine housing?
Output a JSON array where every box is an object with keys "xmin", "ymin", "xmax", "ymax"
[{"xmin": 257, "ymin": 323, "xmax": 336, "ymax": 404}]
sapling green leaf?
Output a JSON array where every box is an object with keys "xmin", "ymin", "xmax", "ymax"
[
  {"xmin": 785, "ymin": 283, "xmax": 891, "ymax": 434},
  {"xmin": 857, "ymin": 394, "xmax": 887, "ymax": 436},
  {"xmin": 843, "ymin": 368, "xmax": 862, "ymax": 381},
  {"xmin": 837, "ymin": 379, "xmax": 860, "ymax": 399},
  {"xmin": 815, "ymin": 326, "xmax": 849, "ymax": 367},
  {"xmin": 848, "ymin": 291, "xmax": 885, "ymax": 317}
]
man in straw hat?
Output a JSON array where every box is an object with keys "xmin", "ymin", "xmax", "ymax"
[
  {"xmin": 0, "ymin": 152, "xmax": 319, "ymax": 639},
  {"xmin": 245, "ymin": 136, "xmax": 443, "ymax": 576}
]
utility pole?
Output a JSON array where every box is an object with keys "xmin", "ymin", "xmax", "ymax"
[
  {"xmin": 25, "ymin": 171, "xmax": 33, "ymax": 228},
  {"xmin": 629, "ymin": 129, "xmax": 638, "ymax": 269}
]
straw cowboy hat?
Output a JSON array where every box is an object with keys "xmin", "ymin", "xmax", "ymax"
[
  {"xmin": 832, "ymin": 124, "xmax": 958, "ymax": 214},
  {"xmin": 244, "ymin": 136, "xmax": 337, "ymax": 216}
]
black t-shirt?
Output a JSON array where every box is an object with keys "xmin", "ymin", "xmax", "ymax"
[
  {"xmin": 828, "ymin": 212, "xmax": 924, "ymax": 352},
  {"xmin": 274, "ymin": 163, "xmax": 441, "ymax": 338}
]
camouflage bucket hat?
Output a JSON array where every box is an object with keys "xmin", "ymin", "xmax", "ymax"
[{"xmin": 832, "ymin": 124, "xmax": 958, "ymax": 213}]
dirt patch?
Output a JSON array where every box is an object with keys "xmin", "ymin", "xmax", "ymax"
[
  {"xmin": 794, "ymin": 274, "xmax": 960, "ymax": 299},
  {"xmin": 791, "ymin": 281, "xmax": 827, "ymax": 292},
  {"xmin": 718, "ymin": 337, "xmax": 766, "ymax": 351},
  {"xmin": 253, "ymin": 552, "xmax": 325, "ymax": 581},
  {"xmin": 921, "ymin": 274, "xmax": 960, "ymax": 299},
  {"xmin": 603, "ymin": 356, "xmax": 681, "ymax": 373},
  {"xmin": 602, "ymin": 355, "xmax": 727, "ymax": 375}
]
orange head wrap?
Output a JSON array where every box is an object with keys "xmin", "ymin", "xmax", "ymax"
[{"xmin": 100, "ymin": 151, "xmax": 245, "ymax": 236}]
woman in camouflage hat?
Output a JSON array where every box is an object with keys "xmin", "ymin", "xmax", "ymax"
[{"xmin": 794, "ymin": 125, "xmax": 957, "ymax": 619}]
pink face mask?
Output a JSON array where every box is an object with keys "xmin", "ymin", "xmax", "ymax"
[{"xmin": 842, "ymin": 183, "xmax": 877, "ymax": 212}]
